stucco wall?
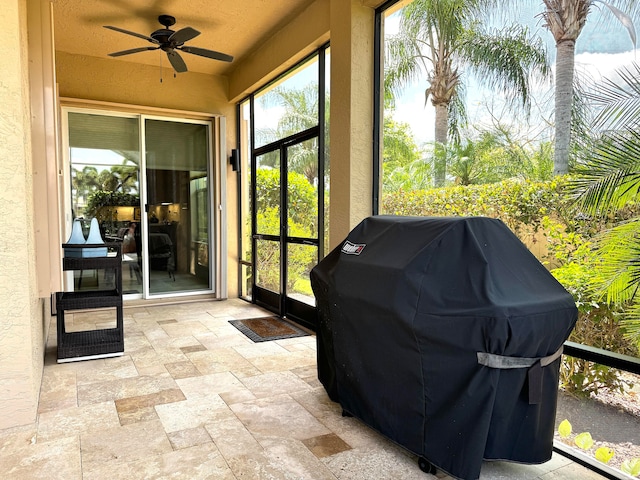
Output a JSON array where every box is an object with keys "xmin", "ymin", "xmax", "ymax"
[
  {"xmin": 228, "ymin": 0, "xmax": 330, "ymax": 101},
  {"xmin": 56, "ymin": 52, "xmax": 231, "ymax": 115},
  {"xmin": 0, "ymin": 0, "xmax": 43, "ymax": 429},
  {"xmin": 328, "ymin": 0, "xmax": 375, "ymax": 248}
]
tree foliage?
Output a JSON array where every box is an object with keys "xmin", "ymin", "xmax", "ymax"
[
  {"xmin": 254, "ymin": 168, "xmax": 317, "ymax": 294},
  {"xmin": 385, "ymin": 0, "xmax": 549, "ymax": 186},
  {"xmin": 257, "ymin": 84, "xmax": 328, "ymax": 185},
  {"xmin": 569, "ymin": 62, "xmax": 640, "ymax": 345}
]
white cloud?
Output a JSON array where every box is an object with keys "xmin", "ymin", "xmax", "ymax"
[{"xmin": 574, "ymin": 49, "xmax": 638, "ymax": 81}]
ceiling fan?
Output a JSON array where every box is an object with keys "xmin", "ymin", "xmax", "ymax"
[{"xmin": 104, "ymin": 15, "xmax": 233, "ymax": 73}]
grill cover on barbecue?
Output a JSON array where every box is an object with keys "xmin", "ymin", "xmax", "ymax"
[{"xmin": 310, "ymin": 216, "xmax": 577, "ymax": 480}]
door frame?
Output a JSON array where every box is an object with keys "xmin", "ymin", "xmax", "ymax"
[
  {"xmin": 60, "ymin": 102, "xmax": 227, "ymax": 301},
  {"xmin": 251, "ymin": 127, "xmax": 320, "ymax": 330},
  {"xmin": 140, "ymin": 114, "xmax": 218, "ymax": 300}
]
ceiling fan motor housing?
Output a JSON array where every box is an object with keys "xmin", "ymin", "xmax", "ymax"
[{"xmin": 151, "ymin": 29, "xmax": 176, "ymax": 45}]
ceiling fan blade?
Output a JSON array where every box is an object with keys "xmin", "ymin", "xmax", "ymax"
[
  {"xmin": 104, "ymin": 25, "xmax": 158, "ymax": 44},
  {"xmin": 169, "ymin": 27, "xmax": 200, "ymax": 45},
  {"xmin": 167, "ymin": 50, "xmax": 188, "ymax": 73},
  {"xmin": 180, "ymin": 46, "xmax": 234, "ymax": 63},
  {"xmin": 108, "ymin": 46, "xmax": 159, "ymax": 57}
]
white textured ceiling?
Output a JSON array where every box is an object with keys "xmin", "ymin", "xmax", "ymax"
[{"xmin": 53, "ymin": 0, "xmax": 316, "ymax": 76}]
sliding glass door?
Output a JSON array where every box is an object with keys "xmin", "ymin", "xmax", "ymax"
[
  {"xmin": 144, "ymin": 118, "xmax": 212, "ymax": 295},
  {"xmin": 65, "ymin": 109, "xmax": 216, "ymax": 299}
]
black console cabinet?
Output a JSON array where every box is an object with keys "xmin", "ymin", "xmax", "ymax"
[{"xmin": 55, "ymin": 243, "xmax": 124, "ymax": 363}]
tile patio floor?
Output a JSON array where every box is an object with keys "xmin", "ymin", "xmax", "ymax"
[{"xmin": 0, "ymin": 299, "xmax": 605, "ymax": 479}]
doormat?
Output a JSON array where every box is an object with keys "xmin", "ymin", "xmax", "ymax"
[{"xmin": 229, "ymin": 316, "xmax": 309, "ymax": 343}]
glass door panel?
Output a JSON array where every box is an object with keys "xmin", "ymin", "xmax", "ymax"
[
  {"xmin": 67, "ymin": 111, "xmax": 141, "ymax": 294},
  {"xmin": 253, "ymin": 151, "xmax": 282, "ymax": 308},
  {"xmin": 144, "ymin": 118, "xmax": 212, "ymax": 296},
  {"xmin": 255, "ymin": 239, "xmax": 280, "ymax": 294},
  {"xmin": 287, "ymin": 243, "xmax": 316, "ymax": 306},
  {"xmin": 286, "ymin": 139, "xmax": 318, "ymax": 309},
  {"xmin": 251, "ymin": 134, "xmax": 319, "ymax": 325}
]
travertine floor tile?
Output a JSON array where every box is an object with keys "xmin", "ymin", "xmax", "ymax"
[
  {"xmin": 247, "ymin": 348, "xmax": 316, "ymax": 373},
  {"xmin": 75, "ymin": 355, "xmax": 139, "ymax": 386},
  {"xmin": 303, "ymin": 432, "xmax": 352, "ymax": 458},
  {"xmin": 76, "ymin": 372, "xmax": 178, "ymax": 406},
  {"xmin": 231, "ymin": 393, "xmax": 331, "ymax": 441},
  {"xmin": 323, "ymin": 443, "xmax": 431, "ymax": 480},
  {"xmin": 0, "ymin": 424, "xmax": 37, "ymax": 455},
  {"xmin": 195, "ymin": 329, "xmax": 254, "ymax": 349},
  {"xmin": 80, "ymin": 419, "xmax": 172, "ymax": 467},
  {"xmin": 155, "ymin": 396, "xmax": 233, "ymax": 433},
  {"xmin": 204, "ymin": 414, "xmax": 262, "ymax": 458},
  {"xmin": 180, "ymin": 343, "xmax": 207, "ymax": 354},
  {"xmin": 226, "ymin": 436, "xmax": 336, "ymax": 480},
  {"xmin": 187, "ymin": 347, "xmax": 261, "ymax": 377},
  {"xmin": 176, "ymin": 371, "xmax": 244, "ymax": 399},
  {"xmin": 0, "ymin": 435, "xmax": 81, "ymax": 480},
  {"xmin": 232, "ymin": 339, "xmax": 291, "ymax": 359},
  {"xmin": 160, "ymin": 320, "xmax": 211, "ymax": 337},
  {"xmin": 83, "ymin": 443, "xmax": 233, "ymax": 480},
  {"xmin": 128, "ymin": 347, "xmax": 188, "ymax": 372},
  {"xmin": 164, "ymin": 360, "xmax": 202, "ymax": 379},
  {"xmin": 239, "ymin": 370, "xmax": 314, "ymax": 398},
  {"xmin": 167, "ymin": 426, "xmax": 213, "ymax": 450},
  {"xmin": 37, "ymin": 401, "xmax": 120, "ymax": 442},
  {"xmin": 37, "ymin": 367, "xmax": 77, "ymax": 414},
  {"xmin": 115, "ymin": 388, "xmax": 185, "ymax": 425}
]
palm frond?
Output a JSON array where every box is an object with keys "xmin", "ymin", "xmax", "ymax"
[
  {"xmin": 385, "ymin": 32, "xmax": 426, "ymax": 99},
  {"xmin": 586, "ymin": 62, "xmax": 640, "ymax": 131},
  {"xmin": 459, "ymin": 24, "xmax": 550, "ymax": 112},
  {"xmin": 594, "ymin": 219, "xmax": 640, "ymax": 304},
  {"xmin": 620, "ymin": 301, "xmax": 640, "ymax": 344},
  {"xmin": 571, "ymin": 129, "xmax": 640, "ymax": 214}
]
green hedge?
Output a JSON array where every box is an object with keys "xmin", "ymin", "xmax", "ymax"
[{"xmin": 381, "ymin": 177, "xmax": 571, "ymax": 236}]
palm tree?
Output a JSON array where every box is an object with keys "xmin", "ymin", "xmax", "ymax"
[
  {"xmin": 71, "ymin": 166, "xmax": 100, "ymax": 215},
  {"xmin": 385, "ymin": 0, "xmax": 549, "ymax": 187},
  {"xmin": 571, "ymin": 62, "xmax": 640, "ymax": 346},
  {"xmin": 257, "ymin": 84, "xmax": 329, "ymax": 185},
  {"xmin": 540, "ymin": 0, "xmax": 636, "ymax": 176}
]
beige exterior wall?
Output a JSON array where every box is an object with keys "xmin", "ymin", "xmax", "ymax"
[
  {"xmin": 328, "ymin": 0, "xmax": 375, "ymax": 248},
  {"xmin": 228, "ymin": 0, "xmax": 330, "ymax": 101},
  {"xmin": 56, "ymin": 52, "xmax": 231, "ymax": 114},
  {"xmin": 0, "ymin": 0, "xmax": 46, "ymax": 429}
]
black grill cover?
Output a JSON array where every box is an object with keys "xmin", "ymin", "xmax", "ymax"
[{"xmin": 310, "ymin": 216, "xmax": 577, "ymax": 480}]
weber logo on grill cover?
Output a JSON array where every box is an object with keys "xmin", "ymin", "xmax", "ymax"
[{"xmin": 341, "ymin": 241, "xmax": 366, "ymax": 255}]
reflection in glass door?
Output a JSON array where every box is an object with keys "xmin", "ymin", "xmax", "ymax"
[
  {"xmin": 252, "ymin": 130, "xmax": 319, "ymax": 327},
  {"xmin": 66, "ymin": 111, "xmax": 142, "ymax": 295},
  {"xmin": 66, "ymin": 109, "xmax": 217, "ymax": 299},
  {"xmin": 144, "ymin": 118, "xmax": 213, "ymax": 296}
]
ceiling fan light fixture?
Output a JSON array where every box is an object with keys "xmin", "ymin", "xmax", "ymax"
[{"xmin": 104, "ymin": 14, "xmax": 233, "ymax": 73}]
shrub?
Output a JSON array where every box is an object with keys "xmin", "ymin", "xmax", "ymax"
[
  {"xmin": 85, "ymin": 190, "xmax": 139, "ymax": 219},
  {"xmin": 545, "ymin": 217, "xmax": 637, "ymax": 397},
  {"xmin": 381, "ymin": 177, "xmax": 570, "ymax": 243}
]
